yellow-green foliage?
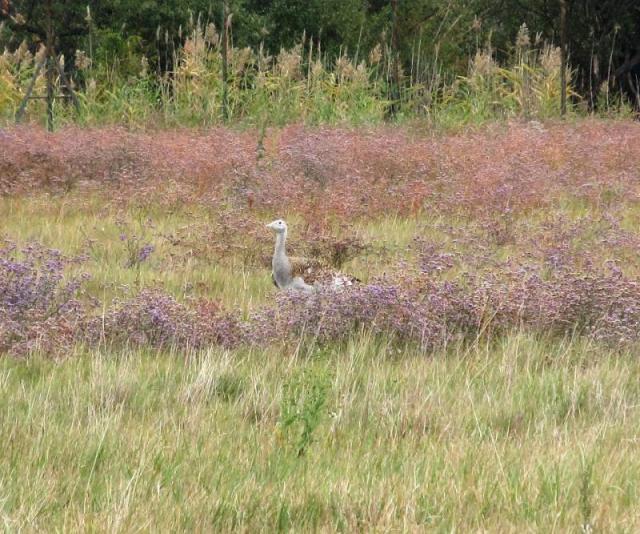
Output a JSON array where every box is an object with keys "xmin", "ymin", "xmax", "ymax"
[
  {"xmin": 0, "ymin": 44, "xmax": 47, "ymax": 119},
  {"xmin": 444, "ymin": 40, "xmax": 576, "ymax": 126},
  {"xmin": 2, "ymin": 21, "xmax": 623, "ymax": 129},
  {"xmin": 0, "ymin": 57, "xmax": 19, "ymax": 115}
]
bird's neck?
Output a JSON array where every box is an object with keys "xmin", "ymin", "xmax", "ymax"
[{"xmin": 274, "ymin": 230, "xmax": 287, "ymax": 258}]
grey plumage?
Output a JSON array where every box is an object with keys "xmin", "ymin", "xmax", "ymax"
[
  {"xmin": 266, "ymin": 219, "xmax": 314, "ymax": 292},
  {"xmin": 266, "ymin": 218, "xmax": 359, "ymax": 292}
]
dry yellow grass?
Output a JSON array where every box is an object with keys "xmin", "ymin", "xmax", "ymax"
[{"xmin": 2, "ymin": 335, "xmax": 640, "ymax": 531}]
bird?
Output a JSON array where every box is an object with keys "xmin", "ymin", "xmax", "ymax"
[
  {"xmin": 265, "ymin": 219, "xmax": 359, "ymax": 292},
  {"xmin": 266, "ymin": 219, "xmax": 314, "ymax": 292}
]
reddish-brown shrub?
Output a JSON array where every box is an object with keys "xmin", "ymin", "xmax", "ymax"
[{"xmin": 3, "ymin": 120, "xmax": 638, "ymax": 220}]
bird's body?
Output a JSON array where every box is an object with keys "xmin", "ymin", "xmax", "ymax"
[
  {"xmin": 266, "ymin": 219, "xmax": 358, "ymax": 292},
  {"xmin": 268, "ymin": 219, "xmax": 314, "ymax": 292}
]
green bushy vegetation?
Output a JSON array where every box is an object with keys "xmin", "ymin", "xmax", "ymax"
[
  {"xmin": 1, "ymin": 1, "xmax": 638, "ymax": 129},
  {"xmin": 0, "ymin": 23, "xmax": 588, "ymax": 128}
]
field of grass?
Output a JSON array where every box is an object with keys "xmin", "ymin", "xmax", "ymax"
[
  {"xmin": 2, "ymin": 119, "xmax": 640, "ymax": 530},
  {"xmin": 3, "ymin": 336, "xmax": 640, "ymax": 531}
]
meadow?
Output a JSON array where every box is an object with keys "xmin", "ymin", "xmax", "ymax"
[{"xmin": 3, "ymin": 118, "xmax": 640, "ymax": 530}]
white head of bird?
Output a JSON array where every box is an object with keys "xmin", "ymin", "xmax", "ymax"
[{"xmin": 266, "ymin": 219, "xmax": 287, "ymax": 234}]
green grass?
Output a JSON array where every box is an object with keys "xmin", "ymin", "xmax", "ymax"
[
  {"xmin": 0, "ymin": 196, "xmax": 401, "ymax": 312},
  {"xmin": 2, "ymin": 335, "xmax": 640, "ymax": 530},
  {"xmin": 10, "ymin": 31, "xmax": 635, "ymax": 131},
  {"xmin": 4, "ymin": 193, "xmax": 640, "ymax": 530},
  {"xmin": 0, "ymin": 196, "xmax": 277, "ymax": 311}
]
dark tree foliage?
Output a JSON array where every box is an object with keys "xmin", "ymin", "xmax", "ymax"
[
  {"xmin": 477, "ymin": 0, "xmax": 640, "ymax": 108},
  {"xmin": 263, "ymin": 0, "xmax": 367, "ymax": 56},
  {"xmin": 1, "ymin": 0, "xmax": 639, "ymax": 107},
  {"xmin": 0, "ymin": 0, "xmax": 90, "ymax": 62}
]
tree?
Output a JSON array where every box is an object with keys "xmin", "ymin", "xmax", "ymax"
[
  {"xmin": 1, "ymin": 0, "xmax": 639, "ymax": 108},
  {"xmin": 473, "ymin": 0, "xmax": 640, "ymax": 109}
]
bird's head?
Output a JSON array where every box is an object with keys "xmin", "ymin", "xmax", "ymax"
[{"xmin": 266, "ymin": 219, "xmax": 287, "ymax": 234}]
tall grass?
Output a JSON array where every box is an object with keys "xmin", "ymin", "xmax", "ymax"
[
  {"xmin": 2, "ymin": 335, "xmax": 640, "ymax": 530},
  {"xmin": 3, "ymin": 20, "xmax": 633, "ymax": 129}
]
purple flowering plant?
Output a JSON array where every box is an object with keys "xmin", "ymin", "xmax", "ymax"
[{"xmin": 0, "ymin": 240, "xmax": 91, "ymax": 355}]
